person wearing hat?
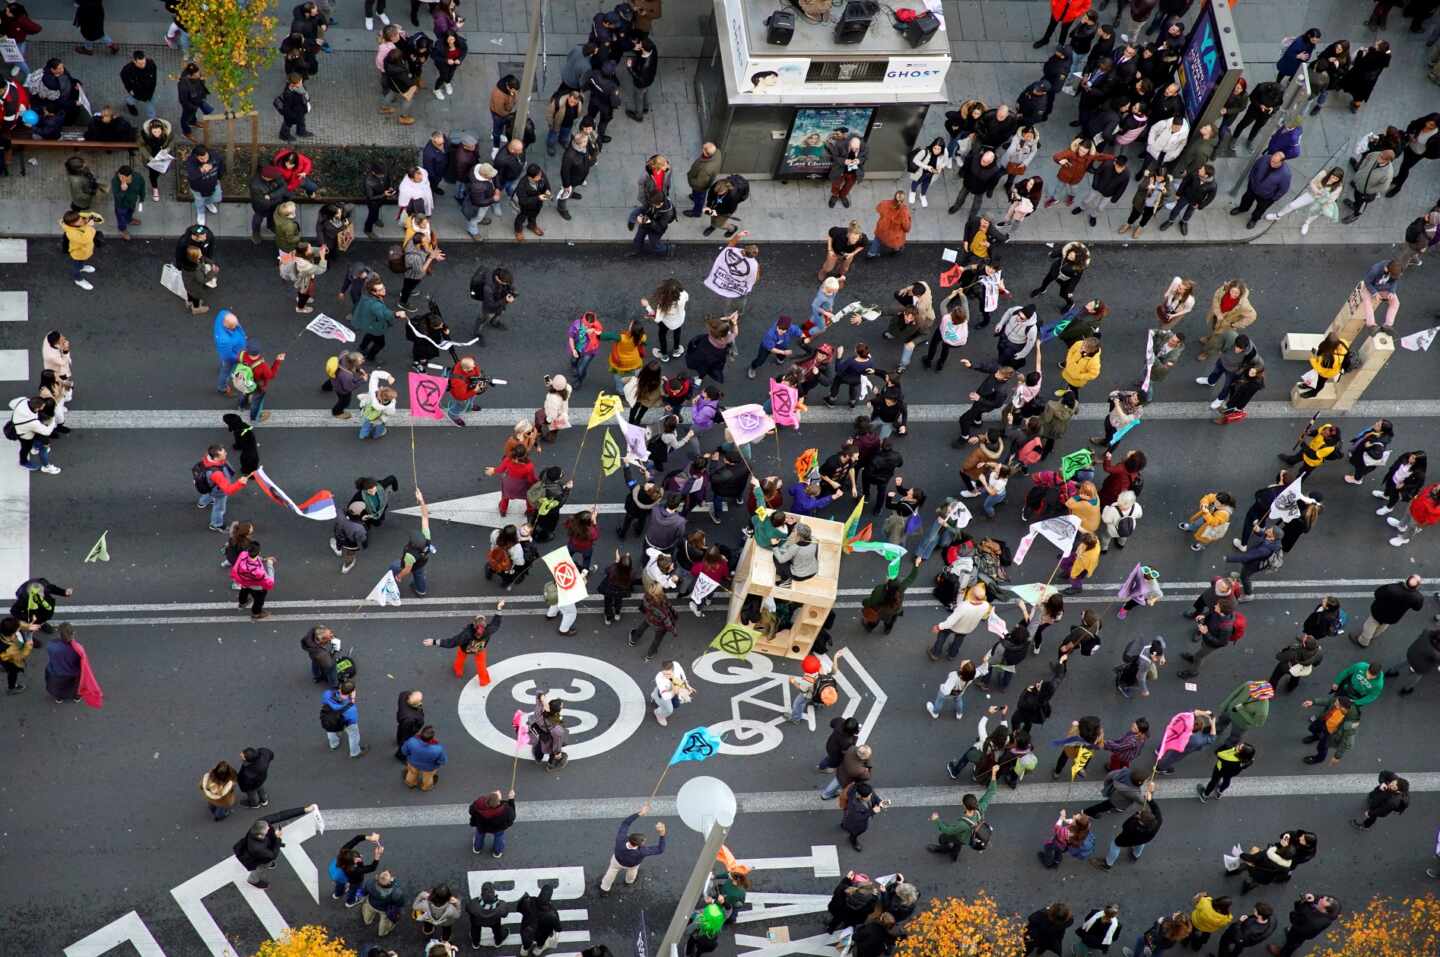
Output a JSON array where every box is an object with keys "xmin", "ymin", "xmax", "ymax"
[
  {"xmin": 460, "ymin": 161, "xmax": 499, "ymax": 239},
  {"xmin": 772, "ymin": 523, "xmax": 818, "ymax": 588},
  {"xmin": 788, "ymin": 647, "xmax": 848, "ymax": 722},
  {"xmin": 331, "ymin": 501, "xmax": 369, "ymax": 574}
]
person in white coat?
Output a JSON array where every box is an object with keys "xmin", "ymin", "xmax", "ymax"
[
  {"xmin": 651, "ymin": 659, "xmax": 693, "ymax": 726},
  {"xmin": 1264, "ymin": 166, "xmax": 1344, "ymax": 236},
  {"xmin": 8, "ymin": 396, "xmax": 60, "ymax": 474},
  {"xmin": 1142, "ymin": 116, "xmax": 1190, "ymax": 178},
  {"xmin": 545, "ymin": 567, "xmax": 587, "ymax": 636},
  {"xmin": 1100, "ymin": 489, "xmax": 1142, "ymax": 553},
  {"xmin": 929, "ymin": 583, "xmax": 992, "ymax": 661},
  {"xmin": 395, "ymin": 166, "xmax": 434, "ymax": 222},
  {"xmin": 907, "ymin": 136, "xmax": 950, "ymax": 207}
]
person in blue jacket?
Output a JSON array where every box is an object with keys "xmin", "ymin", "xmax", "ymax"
[
  {"xmin": 748, "ymin": 314, "xmax": 805, "ymax": 379},
  {"xmin": 787, "ymin": 478, "xmax": 841, "ymax": 517},
  {"xmin": 401, "ymin": 724, "xmax": 448, "ymax": 791},
  {"xmin": 1275, "ymin": 28, "xmax": 1321, "ymax": 83},
  {"xmin": 598, "ymin": 803, "xmax": 667, "ymax": 893},
  {"xmin": 212, "ymin": 309, "xmax": 247, "ymax": 394},
  {"xmin": 322, "ymin": 681, "xmax": 367, "ymax": 758}
]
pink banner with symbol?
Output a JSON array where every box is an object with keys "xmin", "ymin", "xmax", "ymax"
[
  {"xmin": 769, "ymin": 379, "xmax": 800, "ymax": 428},
  {"xmin": 408, "ymin": 371, "xmax": 448, "ymax": 420}
]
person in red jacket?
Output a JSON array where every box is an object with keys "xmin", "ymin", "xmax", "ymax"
[
  {"xmin": 442, "ymin": 355, "xmax": 487, "ymax": 426},
  {"xmin": 236, "ymin": 344, "xmax": 285, "ymax": 423},
  {"xmin": 0, "ymin": 3, "xmax": 41, "ymax": 77},
  {"xmin": 1388, "ymin": 482, "xmax": 1440, "ymax": 547},
  {"xmin": 197, "ymin": 444, "xmax": 250, "ymax": 531},
  {"xmin": 1034, "ymin": 0, "xmax": 1092, "ymax": 49},
  {"xmin": 485, "ymin": 446, "xmax": 537, "ymax": 516},
  {"xmin": 1099, "ymin": 449, "xmax": 1146, "ymax": 507},
  {"xmin": 273, "ymin": 147, "xmax": 318, "ymax": 197}
]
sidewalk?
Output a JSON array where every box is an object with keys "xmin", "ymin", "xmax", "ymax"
[{"xmin": 0, "ymin": 1, "xmax": 1435, "ymax": 248}]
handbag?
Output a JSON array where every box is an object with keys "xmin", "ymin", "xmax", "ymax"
[
  {"xmin": 160, "ymin": 262, "xmax": 188, "ymax": 300},
  {"xmin": 336, "ymin": 221, "xmax": 355, "ymax": 252},
  {"xmin": 836, "ymin": 782, "xmax": 852, "ymax": 811},
  {"xmin": 861, "ymin": 606, "xmax": 881, "ymax": 625}
]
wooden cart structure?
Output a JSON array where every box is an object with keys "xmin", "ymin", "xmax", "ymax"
[{"xmin": 724, "ymin": 516, "xmax": 844, "ymax": 660}]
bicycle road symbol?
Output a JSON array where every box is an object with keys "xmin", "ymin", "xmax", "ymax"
[{"xmin": 414, "ymin": 379, "xmax": 443, "ymax": 415}]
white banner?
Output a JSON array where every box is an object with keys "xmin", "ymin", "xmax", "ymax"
[
  {"xmin": 305, "ymin": 313, "xmax": 356, "ymax": 342},
  {"xmin": 703, "ymin": 245, "xmax": 759, "ymax": 299},
  {"xmin": 1031, "ymin": 514, "xmax": 1082, "ymax": 554},
  {"xmin": 690, "ymin": 573, "xmax": 721, "ymax": 604},
  {"xmin": 542, "ymin": 546, "xmax": 589, "ymax": 605},
  {"xmin": 1268, "ymin": 474, "xmax": 1307, "ymax": 524},
  {"xmin": 1400, "ymin": 325, "xmax": 1439, "ymax": 352},
  {"xmin": 366, "ymin": 569, "xmax": 402, "ymax": 606},
  {"xmin": 1012, "ymin": 530, "xmax": 1039, "ymax": 565}
]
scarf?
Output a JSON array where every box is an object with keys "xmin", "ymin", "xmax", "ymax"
[{"xmin": 74, "ymin": 640, "xmax": 103, "ymax": 708}]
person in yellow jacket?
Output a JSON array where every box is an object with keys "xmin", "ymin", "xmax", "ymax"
[
  {"xmin": 1061, "ymin": 532, "xmax": 1101, "ymax": 594},
  {"xmin": 1196, "ymin": 280, "xmax": 1257, "ymax": 360},
  {"xmin": 1278, "ymin": 422, "xmax": 1343, "ymax": 476},
  {"xmin": 1185, "ymin": 892, "xmax": 1234, "ymax": 950},
  {"xmin": 1065, "ymin": 480, "xmax": 1102, "ymax": 533},
  {"xmin": 599, "ymin": 319, "xmax": 647, "ymax": 396},
  {"xmin": 60, "ymin": 210, "xmax": 102, "ymax": 291},
  {"xmin": 1179, "ymin": 491, "xmax": 1235, "ymax": 552},
  {"xmin": 1060, "ymin": 337, "xmax": 1102, "ymax": 394},
  {"xmin": 1297, "ymin": 334, "xmax": 1348, "ymax": 399}
]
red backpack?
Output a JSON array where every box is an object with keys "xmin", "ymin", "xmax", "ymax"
[{"xmin": 1228, "ymin": 611, "xmax": 1247, "ymax": 644}]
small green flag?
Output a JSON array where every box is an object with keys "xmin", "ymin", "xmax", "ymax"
[
  {"xmin": 1060, "ymin": 448, "xmax": 1093, "ymax": 480},
  {"xmin": 710, "ymin": 623, "xmax": 759, "ymax": 658},
  {"xmin": 851, "ymin": 539, "xmax": 907, "ymax": 578},
  {"xmin": 600, "ymin": 429, "xmax": 621, "ymax": 477},
  {"xmin": 84, "ymin": 531, "xmax": 109, "ymax": 563}
]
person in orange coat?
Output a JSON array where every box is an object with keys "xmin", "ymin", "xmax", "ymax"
[
  {"xmin": 1046, "ymin": 139, "xmax": 1114, "ymax": 207},
  {"xmin": 1034, "ymin": 0, "xmax": 1093, "ymax": 49},
  {"xmin": 867, "ymin": 191, "xmax": 912, "ymax": 259},
  {"xmin": 1387, "ymin": 482, "xmax": 1440, "ymax": 547}
]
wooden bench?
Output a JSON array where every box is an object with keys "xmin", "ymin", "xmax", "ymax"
[{"xmin": 7, "ymin": 137, "xmax": 138, "ymax": 176}]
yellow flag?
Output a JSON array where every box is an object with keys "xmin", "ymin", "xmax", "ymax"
[
  {"xmin": 600, "ymin": 429, "xmax": 621, "ymax": 476},
  {"xmin": 84, "ymin": 531, "xmax": 110, "ymax": 563},
  {"xmin": 587, "ymin": 392, "xmax": 621, "ymax": 429},
  {"xmin": 1070, "ymin": 746, "xmax": 1094, "ymax": 782}
]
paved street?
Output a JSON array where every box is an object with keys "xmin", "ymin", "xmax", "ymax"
[
  {"xmin": 1, "ymin": 0, "xmax": 1440, "ymax": 953},
  {"xmin": 0, "ymin": 234, "xmax": 1438, "ymax": 956}
]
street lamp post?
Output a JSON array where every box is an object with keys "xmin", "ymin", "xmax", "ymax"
[{"xmin": 512, "ymin": 0, "xmax": 545, "ymax": 143}]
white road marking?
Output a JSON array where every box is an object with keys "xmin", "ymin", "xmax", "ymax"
[
  {"xmin": 169, "ymin": 857, "xmax": 290, "ymax": 957},
  {"xmin": 60, "ymin": 398, "xmax": 1440, "ymax": 431},
  {"xmin": 465, "ymin": 866, "xmax": 590, "ymax": 956},
  {"xmin": 738, "ymin": 845, "xmax": 841, "ymax": 879},
  {"xmin": 0, "ymin": 348, "xmax": 27, "ymax": 380},
  {"xmin": 64, "ymin": 911, "xmax": 167, "ymax": 957},
  {"xmin": 0, "ymin": 290, "xmax": 28, "ymax": 320},
  {"xmin": 318, "ymin": 770, "xmax": 1440, "ymax": 830},
  {"xmin": 457, "ymin": 652, "xmax": 648, "ymax": 760},
  {"xmin": 735, "ymin": 932, "xmax": 840, "ymax": 957},
  {"xmin": 0, "ymin": 238, "xmax": 26, "ymax": 263},
  {"xmin": 0, "ymin": 346, "xmax": 29, "ymax": 597},
  {"xmin": 393, "ymin": 490, "xmax": 625, "ymax": 527}
]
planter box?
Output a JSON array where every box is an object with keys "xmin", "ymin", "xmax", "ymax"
[{"xmin": 173, "ymin": 143, "xmax": 417, "ymax": 202}]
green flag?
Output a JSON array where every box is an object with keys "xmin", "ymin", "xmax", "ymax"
[
  {"xmin": 600, "ymin": 429, "xmax": 621, "ymax": 477},
  {"xmin": 710, "ymin": 623, "xmax": 759, "ymax": 658},
  {"xmin": 851, "ymin": 539, "xmax": 907, "ymax": 578},
  {"xmin": 84, "ymin": 531, "xmax": 109, "ymax": 563},
  {"xmin": 1060, "ymin": 448, "xmax": 1093, "ymax": 480}
]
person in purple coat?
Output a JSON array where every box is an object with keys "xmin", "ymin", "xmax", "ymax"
[{"xmin": 1229, "ymin": 152, "xmax": 1292, "ymax": 229}]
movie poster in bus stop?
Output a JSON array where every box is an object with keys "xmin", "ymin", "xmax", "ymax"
[{"xmin": 775, "ymin": 107, "xmax": 875, "ymax": 179}]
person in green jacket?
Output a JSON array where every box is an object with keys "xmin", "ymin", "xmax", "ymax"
[
  {"xmin": 1214, "ymin": 679, "xmax": 1273, "ymax": 748},
  {"xmin": 1301, "ymin": 692, "xmax": 1361, "ymax": 766},
  {"xmin": 861, "ymin": 557, "xmax": 920, "ymax": 634},
  {"xmin": 750, "ymin": 507, "xmax": 788, "ymax": 550},
  {"xmin": 710, "ymin": 865, "xmax": 749, "ymax": 924},
  {"xmin": 1330, "ymin": 660, "xmax": 1384, "ymax": 710},
  {"xmin": 349, "ymin": 277, "xmax": 399, "ymax": 363},
  {"xmin": 926, "ymin": 765, "xmax": 998, "ymax": 861},
  {"xmin": 273, "ymin": 200, "xmax": 302, "ymax": 254},
  {"xmin": 111, "ymin": 165, "xmax": 145, "ymax": 240}
]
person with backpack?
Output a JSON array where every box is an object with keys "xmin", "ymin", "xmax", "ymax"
[
  {"xmin": 787, "ymin": 648, "xmax": 847, "ymax": 723},
  {"xmin": 1223, "ymin": 526, "xmax": 1282, "ymax": 600},
  {"xmin": 320, "ymin": 680, "xmax": 367, "ymax": 758},
  {"xmin": 529, "ymin": 689, "xmax": 569, "ymax": 770},
  {"xmin": 1198, "ymin": 742, "xmax": 1256, "ymax": 803},
  {"xmin": 1177, "ymin": 597, "xmax": 1239, "ymax": 680},
  {"xmin": 929, "ymin": 582, "xmax": 992, "ymax": 661},
  {"xmin": 469, "ymin": 788, "xmax": 517, "ymax": 858},
  {"xmin": 927, "ymin": 765, "xmax": 998, "ymax": 861},
  {"xmin": 233, "ymin": 803, "xmax": 320, "ymax": 890},
  {"xmin": 230, "ymin": 541, "xmax": 275, "ymax": 621},
  {"xmin": 194, "ymin": 444, "xmax": 249, "ymax": 532},
  {"xmin": 231, "ymin": 343, "xmax": 285, "ymax": 424},
  {"xmin": 422, "ymin": 604, "xmax": 505, "ymax": 685},
  {"xmin": 301, "ymin": 625, "xmax": 340, "ymax": 687},
  {"xmin": 351, "ymin": 275, "xmax": 400, "ymax": 363},
  {"xmin": 1299, "ymin": 692, "xmax": 1360, "ymax": 766},
  {"xmin": 1114, "ymin": 637, "xmax": 1166, "ymax": 698},
  {"xmin": 389, "ymin": 490, "xmax": 432, "ymax": 597},
  {"xmin": 1091, "ymin": 783, "xmax": 1160, "ymax": 871},
  {"xmin": 1352, "ymin": 770, "xmax": 1409, "ymax": 830},
  {"xmin": 330, "ymin": 501, "xmax": 368, "ymax": 574},
  {"xmin": 1100, "ymin": 490, "xmax": 1141, "ymax": 555},
  {"xmin": 1214, "ymin": 680, "xmax": 1273, "ymax": 748}
]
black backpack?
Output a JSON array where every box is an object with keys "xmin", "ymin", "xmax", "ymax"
[
  {"xmin": 969, "ymin": 819, "xmax": 993, "ymax": 851},
  {"xmin": 192, "ymin": 460, "xmax": 212, "ymax": 495},
  {"xmin": 810, "ymin": 673, "xmax": 839, "ymax": 707},
  {"xmin": 727, "ymin": 174, "xmax": 750, "ymax": 203},
  {"xmin": 319, "ymin": 702, "xmax": 346, "ymax": 732},
  {"xmin": 1116, "ymin": 507, "xmax": 1137, "ymax": 539}
]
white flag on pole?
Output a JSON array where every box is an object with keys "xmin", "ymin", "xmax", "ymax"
[
  {"xmin": 1268, "ymin": 473, "xmax": 1307, "ymax": 524},
  {"xmin": 305, "ymin": 313, "xmax": 357, "ymax": 342},
  {"xmin": 1399, "ymin": 325, "xmax": 1440, "ymax": 352},
  {"xmin": 690, "ymin": 573, "xmax": 722, "ymax": 604},
  {"xmin": 542, "ymin": 546, "xmax": 589, "ymax": 605},
  {"xmin": 1032, "ymin": 515, "xmax": 1083, "ymax": 554},
  {"xmin": 1012, "ymin": 530, "xmax": 1040, "ymax": 565},
  {"xmin": 366, "ymin": 569, "xmax": 403, "ymax": 606}
]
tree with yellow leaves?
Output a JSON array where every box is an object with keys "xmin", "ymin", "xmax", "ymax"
[
  {"xmin": 893, "ymin": 893, "xmax": 1025, "ymax": 957},
  {"xmin": 175, "ymin": 0, "xmax": 279, "ymax": 169},
  {"xmin": 253, "ymin": 925, "xmax": 357, "ymax": 957},
  {"xmin": 1306, "ymin": 895, "xmax": 1440, "ymax": 957}
]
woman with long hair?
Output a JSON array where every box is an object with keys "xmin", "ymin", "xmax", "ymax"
[
  {"xmin": 641, "ymin": 278, "xmax": 689, "ymax": 361},
  {"xmin": 201, "ymin": 760, "xmax": 239, "ymax": 821}
]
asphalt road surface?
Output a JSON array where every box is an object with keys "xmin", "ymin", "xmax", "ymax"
[{"xmin": 1, "ymin": 238, "xmax": 1437, "ymax": 957}]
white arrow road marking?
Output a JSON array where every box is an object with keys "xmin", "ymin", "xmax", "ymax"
[
  {"xmin": 737, "ymin": 845, "xmax": 841, "ymax": 879},
  {"xmin": 394, "ymin": 490, "xmax": 626, "ymax": 527},
  {"xmin": 735, "ymin": 932, "xmax": 843, "ymax": 957},
  {"xmin": 64, "ymin": 911, "xmax": 167, "ymax": 957},
  {"xmin": 169, "ymin": 858, "xmax": 288, "ymax": 957},
  {"xmin": 465, "ymin": 866, "xmax": 590, "ymax": 956}
]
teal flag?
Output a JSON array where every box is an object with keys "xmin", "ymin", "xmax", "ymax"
[
  {"xmin": 851, "ymin": 539, "xmax": 907, "ymax": 578},
  {"xmin": 668, "ymin": 726, "xmax": 724, "ymax": 766}
]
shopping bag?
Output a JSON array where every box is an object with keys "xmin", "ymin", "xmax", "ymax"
[
  {"xmin": 1222, "ymin": 843, "xmax": 1244, "ymax": 873},
  {"xmin": 160, "ymin": 262, "xmax": 187, "ymax": 300}
]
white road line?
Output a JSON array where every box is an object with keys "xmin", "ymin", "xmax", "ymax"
[
  {"xmin": 0, "ymin": 238, "xmax": 26, "ymax": 264},
  {"xmin": 319, "ymin": 771, "xmax": 1440, "ymax": 830},
  {"xmin": 60, "ymin": 398, "xmax": 1440, "ymax": 430},
  {"xmin": 53, "ymin": 578, "xmax": 1401, "ymax": 616},
  {"xmin": 64, "ymin": 911, "xmax": 167, "ymax": 957},
  {"xmin": 170, "ymin": 857, "xmax": 290, "ymax": 957},
  {"xmin": 0, "ymin": 347, "xmax": 27, "ymax": 381},
  {"xmin": 0, "ymin": 289, "xmax": 28, "ymax": 321}
]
